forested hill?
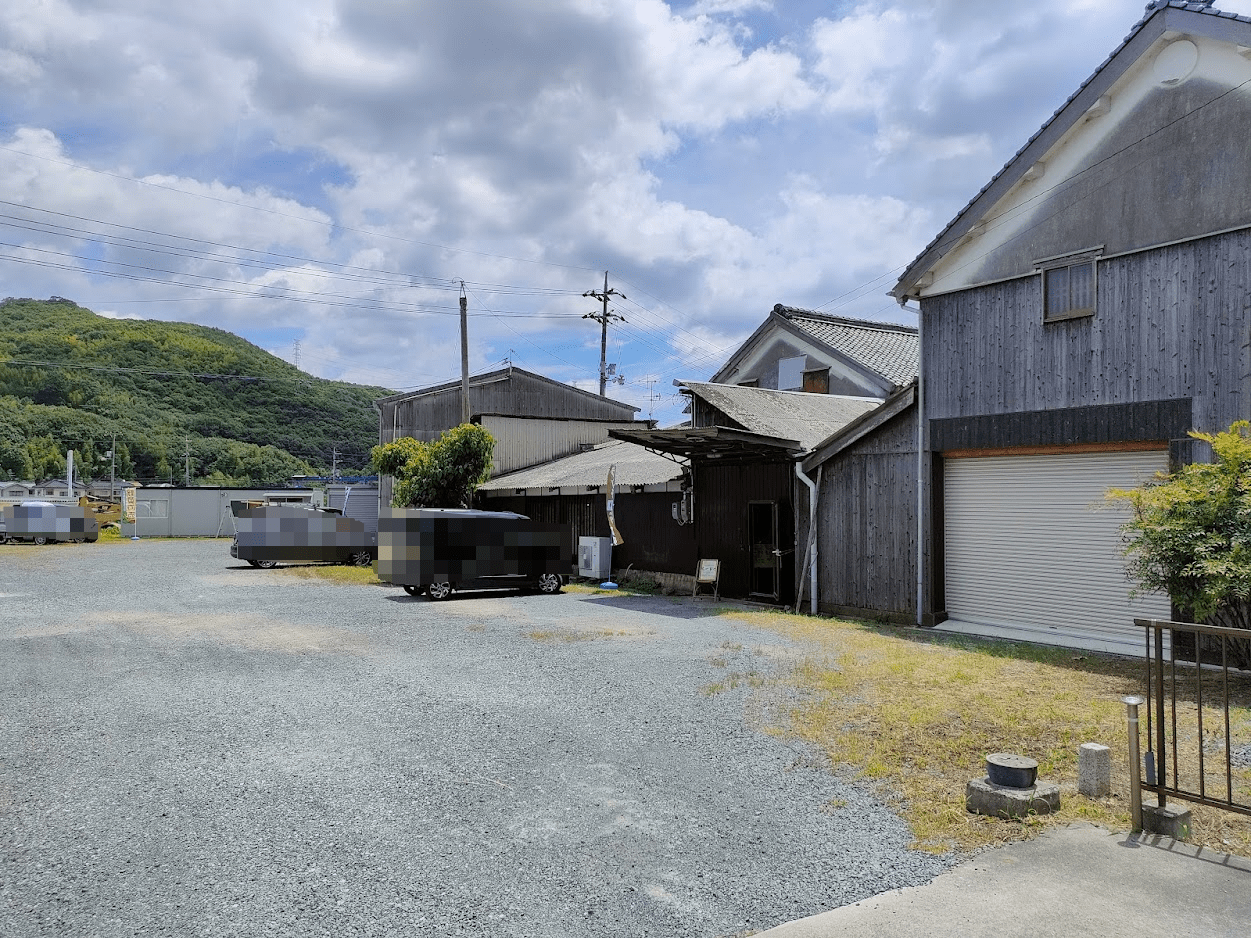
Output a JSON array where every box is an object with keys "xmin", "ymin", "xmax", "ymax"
[{"xmin": 0, "ymin": 297, "xmax": 393, "ymax": 486}]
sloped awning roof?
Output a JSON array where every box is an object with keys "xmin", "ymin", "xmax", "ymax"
[{"xmin": 609, "ymin": 426, "xmax": 802, "ymax": 464}]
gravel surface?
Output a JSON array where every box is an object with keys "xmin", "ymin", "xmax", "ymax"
[{"xmin": 0, "ymin": 539, "xmax": 953, "ymax": 937}]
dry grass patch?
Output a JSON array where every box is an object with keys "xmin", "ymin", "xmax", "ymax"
[
  {"xmin": 268, "ymin": 563, "xmax": 384, "ymax": 586},
  {"xmin": 525, "ymin": 627, "xmax": 648, "ymax": 643},
  {"xmin": 723, "ymin": 609, "xmax": 1251, "ymax": 858}
]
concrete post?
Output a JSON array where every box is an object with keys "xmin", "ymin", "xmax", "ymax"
[
  {"xmin": 1078, "ymin": 742, "xmax": 1111, "ymax": 797},
  {"xmin": 1122, "ymin": 696, "xmax": 1145, "ymax": 832}
]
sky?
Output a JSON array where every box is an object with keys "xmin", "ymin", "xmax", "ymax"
[{"xmin": 3, "ymin": 0, "xmax": 1246, "ymax": 427}]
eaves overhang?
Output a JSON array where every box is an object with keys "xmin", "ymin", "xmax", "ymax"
[{"xmin": 802, "ymin": 382, "xmax": 917, "ymax": 474}]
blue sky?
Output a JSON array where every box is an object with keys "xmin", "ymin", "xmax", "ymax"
[{"xmin": 3, "ymin": 0, "xmax": 1243, "ymax": 425}]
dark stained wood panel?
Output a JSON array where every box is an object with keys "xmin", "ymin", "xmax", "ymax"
[
  {"xmin": 922, "ymin": 229, "xmax": 1251, "ymax": 436},
  {"xmin": 797, "ymin": 408, "xmax": 921, "ymax": 620},
  {"xmin": 479, "ymin": 491, "xmax": 695, "ymax": 577},
  {"xmin": 695, "ymin": 461, "xmax": 794, "ymax": 604},
  {"xmin": 381, "ymin": 370, "xmax": 638, "ymax": 444}
]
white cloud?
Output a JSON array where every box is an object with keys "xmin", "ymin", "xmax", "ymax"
[{"xmin": 0, "ymin": 0, "xmax": 1164, "ymax": 424}]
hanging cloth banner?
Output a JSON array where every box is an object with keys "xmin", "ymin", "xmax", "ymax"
[{"xmin": 606, "ymin": 464, "xmax": 624, "ymax": 546}]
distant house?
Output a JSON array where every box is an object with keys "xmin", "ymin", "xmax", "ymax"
[
  {"xmin": 375, "ymin": 366, "xmax": 645, "ymax": 506},
  {"xmin": 888, "ymin": 0, "xmax": 1251, "ymax": 652},
  {"xmin": 1, "ymin": 481, "xmax": 33, "ymax": 496},
  {"xmin": 613, "ymin": 381, "xmax": 883, "ymax": 604},
  {"xmin": 711, "ymin": 304, "xmax": 917, "ymax": 397},
  {"xmin": 31, "ymin": 479, "xmax": 87, "ymax": 498}
]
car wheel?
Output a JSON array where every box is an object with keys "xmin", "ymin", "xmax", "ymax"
[
  {"xmin": 402, "ymin": 585, "xmax": 422, "ymax": 597},
  {"xmin": 346, "ymin": 550, "xmax": 372, "ymax": 567},
  {"xmin": 33, "ymin": 536, "xmax": 47, "ymax": 546},
  {"xmin": 427, "ymin": 581, "xmax": 453, "ymax": 601},
  {"xmin": 538, "ymin": 573, "xmax": 563, "ymax": 595},
  {"xmin": 255, "ymin": 559, "xmax": 278, "ymax": 569}
]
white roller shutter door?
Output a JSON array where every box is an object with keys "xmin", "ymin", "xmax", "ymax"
[{"xmin": 942, "ymin": 450, "xmax": 1172, "ymax": 654}]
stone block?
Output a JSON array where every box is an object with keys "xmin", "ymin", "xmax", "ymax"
[
  {"xmin": 1077, "ymin": 742, "xmax": 1111, "ymax": 797},
  {"xmin": 965, "ymin": 777, "xmax": 1061, "ymax": 820},
  {"xmin": 1142, "ymin": 803, "xmax": 1192, "ymax": 840}
]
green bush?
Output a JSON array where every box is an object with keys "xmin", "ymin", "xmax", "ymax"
[
  {"xmin": 372, "ymin": 425, "xmax": 495, "ymax": 509},
  {"xmin": 1111, "ymin": 422, "xmax": 1251, "ymax": 663}
]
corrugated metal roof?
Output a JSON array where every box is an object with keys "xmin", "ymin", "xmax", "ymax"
[
  {"xmin": 479, "ymin": 440, "xmax": 683, "ymax": 490},
  {"xmin": 682, "ymin": 381, "xmax": 882, "ymax": 451},
  {"xmin": 894, "ymin": 1, "xmax": 1251, "ymax": 298},
  {"xmin": 774, "ymin": 306, "xmax": 919, "ymax": 386}
]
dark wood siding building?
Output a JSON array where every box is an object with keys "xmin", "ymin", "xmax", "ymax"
[
  {"xmin": 797, "ymin": 386, "xmax": 919, "ymax": 622},
  {"xmin": 890, "ymin": 3, "xmax": 1251, "ymax": 652}
]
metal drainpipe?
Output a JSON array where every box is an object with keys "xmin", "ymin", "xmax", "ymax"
[
  {"xmin": 795, "ymin": 461, "xmax": 819, "ymax": 616},
  {"xmin": 913, "ymin": 298, "xmax": 925, "ymax": 628}
]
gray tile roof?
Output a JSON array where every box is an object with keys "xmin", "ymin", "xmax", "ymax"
[
  {"xmin": 774, "ymin": 306, "xmax": 919, "ymax": 386},
  {"xmin": 682, "ymin": 381, "xmax": 882, "ymax": 451},
  {"xmin": 479, "ymin": 439, "xmax": 683, "ymax": 491},
  {"xmin": 895, "ymin": 1, "xmax": 1251, "ymax": 297}
]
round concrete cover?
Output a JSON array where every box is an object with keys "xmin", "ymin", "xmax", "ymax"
[{"xmin": 986, "ymin": 752, "xmax": 1038, "ymax": 788}]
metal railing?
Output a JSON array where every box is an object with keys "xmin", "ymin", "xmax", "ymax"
[{"xmin": 1133, "ymin": 618, "xmax": 1251, "ymax": 818}]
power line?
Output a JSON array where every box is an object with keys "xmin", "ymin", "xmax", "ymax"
[
  {"xmin": 0, "ymin": 249, "xmax": 583, "ymax": 319},
  {"xmin": 0, "ymin": 144, "xmax": 609, "ymax": 275}
]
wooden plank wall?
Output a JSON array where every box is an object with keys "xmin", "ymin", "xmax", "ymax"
[
  {"xmin": 385, "ymin": 372, "xmax": 637, "ymax": 443},
  {"xmin": 797, "ymin": 409, "xmax": 920, "ymax": 619},
  {"xmin": 480, "ymin": 492, "xmax": 696, "ymax": 576},
  {"xmin": 696, "ymin": 461, "xmax": 794, "ymax": 603},
  {"xmin": 923, "ymin": 229, "xmax": 1251, "ymax": 433}
]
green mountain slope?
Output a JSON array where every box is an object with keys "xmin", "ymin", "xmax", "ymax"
[{"xmin": 0, "ymin": 297, "xmax": 392, "ymax": 485}]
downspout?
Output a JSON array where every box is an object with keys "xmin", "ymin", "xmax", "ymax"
[
  {"xmin": 795, "ymin": 461, "xmax": 820, "ymax": 616},
  {"xmin": 912, "ymin": 298, "xmax": 925, "ymax": 627}
]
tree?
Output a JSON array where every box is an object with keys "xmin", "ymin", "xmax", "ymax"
[
  {"xmin": 1111, "ymin": 421, "xmax": 1251, "ymax": 664},
  {"xmin": 372, "ymin": 424, "xmax": 495, "ymax": 509}
]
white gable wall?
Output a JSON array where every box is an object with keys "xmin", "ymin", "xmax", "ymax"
[
  {"xmin": 922, "ymin": 30, "xmax": 1251, "ymax": 297},
  {"xmin": 716, "ymin": 327, "xmax": 888, "ymax": 398}
]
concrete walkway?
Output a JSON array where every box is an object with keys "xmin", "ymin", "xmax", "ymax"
[{"xmin": 759, "ymin": 824, "xmax": 1251, "ymax": 938}]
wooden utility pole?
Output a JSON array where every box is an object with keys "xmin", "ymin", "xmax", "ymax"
[
  {"xmin": 460, "ymin": 283, "xmax": 471, "ymax": 425},
  {"xmin": 582, "ymin": 271, "xmax": 625, "ymax": 397}
]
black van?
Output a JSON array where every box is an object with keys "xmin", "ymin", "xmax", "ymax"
[{"xmin": 377, "ymin": 508, "xmax": 572, "ymax": 599}]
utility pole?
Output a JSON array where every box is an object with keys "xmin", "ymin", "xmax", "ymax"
[
  {"xmin": 583, "ymin": 271, "xmax": 625, "ymax": 397},
  {"xmin": 184, "ymin": 436, "xmax": 190, "ymax": 487},
  {"xmin": 332, "ymin": 447, "xmax": 338, "ymax": 482},
  {"xmin": 110, "ymin": 432, "xmax": 116, "ymax": 499},
  {"xmin": 460, "ymin": 283, "xmax": 471, "ymax": 425}
]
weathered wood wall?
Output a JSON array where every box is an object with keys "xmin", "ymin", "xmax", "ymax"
[
  {"xmin": 797, "ymin": 408, "xmax": 919, "ymax": 620},
  {"xmin": 479, "ymin": 491, "xmax": 696, "ymax": 576},
  {"xmin": 695, "ymin": 461, "xmax": 794, "ymax": 603},
  {"xmin": 378, "ymin": 370, "xmax": 638, "ymax": 445},
  {"xmin": 923, "ymin": 229, "xmax": 1251, "ymax": 436}
]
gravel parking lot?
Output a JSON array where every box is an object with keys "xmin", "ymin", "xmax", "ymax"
[{"xmin": 0, "ymin": 539, "xmax": 952, "ymax": 937}]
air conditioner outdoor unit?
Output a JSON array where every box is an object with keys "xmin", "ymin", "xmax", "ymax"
[{"xmin": 578, "ymin": 536, "xmax": 612, "ymax": 579}]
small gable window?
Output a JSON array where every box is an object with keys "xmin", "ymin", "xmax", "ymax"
[
  {"xmin": 1038, "ymin": 248, "xmax": 1101, "ymax": 322},
  {"xmin": 802, "ymin": 368, "xmax": 829, "ymax": 394}
]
